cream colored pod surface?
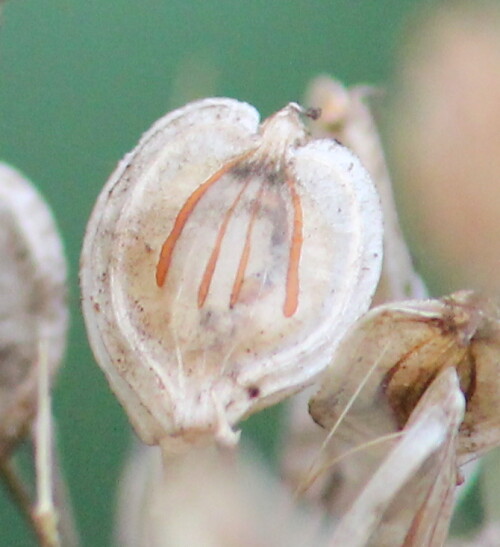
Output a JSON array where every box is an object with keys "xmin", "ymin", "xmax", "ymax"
[
  {"xmin": 0, "ymin": 163, "xmax": 67, "ymax": 455},
  {"xmin": 80, "ymin": 98, "xmax": 383, "ymax": 451}
]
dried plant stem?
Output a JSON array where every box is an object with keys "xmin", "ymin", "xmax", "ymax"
[
  {"xmin": 0, "ymin": 457, "xmax": 32, "ymax": 520},
  {"xmin": 33, "ymin": 339, "xmax": 60, "ymax": 547},
  {"xmin": 0, "ymin": 445, "xmax": 80, "ymax": 547},
  {"xmin": 0, "ymin": 369, "xmax": 38, "ymax": 461},
  {"xmin": 49, "ymin": 443, "xmax": 80, "ymax": 547},
  {"xmin": 1, "ymin": 340, "xmax": 80, "ymax": 547},
  {"xmin": 33, "ymin": 339, "xmax": 80, "ymax": 547},
  {"xmin": 0, "ymin": 457, "xmax": 49, "ymax": 546}
]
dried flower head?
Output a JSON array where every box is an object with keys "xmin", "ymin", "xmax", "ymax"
[
  {"xmin": 0, "ymin": 163, "xmax": 67, "ymax": 458},
  {"xmin": 80, "ymin": 98, "xmax": 383, "ymax": 451}
]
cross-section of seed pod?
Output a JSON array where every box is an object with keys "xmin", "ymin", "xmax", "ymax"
[
  {"xmin": 0, "ymin": 163, "xmax": 68, "ymax": 457},
  {"xmin": 80, "ymin": 98, "xmax": 383, "ymax": 451}
]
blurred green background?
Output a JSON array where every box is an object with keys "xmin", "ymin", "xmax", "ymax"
[{"xmin": 0, "ymin": 1, "xmax": 447, "ymax": 545}]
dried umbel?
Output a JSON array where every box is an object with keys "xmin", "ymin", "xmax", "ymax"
[
  {"xmin": 0, "ymin": 163, "xmax": 67, "ymax": 457},
  {"xmin": 80, "ymin": 98, "xmax": 383, "ymax": 451}
]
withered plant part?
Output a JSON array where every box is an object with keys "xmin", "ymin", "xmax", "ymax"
[
  {"xmin": 281, "ymin": 74, "xmax": 427, "ymax": 505},
  {"xmin": 0, "ymin": 164, "xmax": 74, "ymax": 546},
  {"xmin": 31, "ymin": 340, "xmax": 79, "ymax": 547},
  {"xmin": 306, "ymin": 291, "xmax": 500, "ymax": 545},
  {"xmin": 304, "ymin": 75, "xmax": 427, "ymax": 304},
  {"xmin": 0, "ymin": 163, "xmax": 67, "ymax": 458},
  {"xmin": 329, "ymin": 368, "xmax": 464, "ymax": 547},
  {"xmin": 310, "ymin": 291, "xmax": 500, "ymax": 462},
  {"xmin": 80, "ymin": 98, "xmax": 383, "ymax": 453}
]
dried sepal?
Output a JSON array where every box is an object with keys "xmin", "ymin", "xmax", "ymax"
[
  {"xmin": 305, "ymin": 75, "xmax": 427, "ymax": 304},
  {"xmin": 0, "ymin": 163, "xmax": 67, "ymax": 457},
  {"xmin": 330, "ymin": 368, "xmax": 464, "ymax": 547},
  {"xmin": 32, "ymin": 339, "xmax": 78, "ymax": 547},
  {"xmin": 80, "ymin": 98, "xmax": 383, "ymax": 450},
  {"xmin": 310, "ymin": 291, "xmax": 500, "ymax": 463}
]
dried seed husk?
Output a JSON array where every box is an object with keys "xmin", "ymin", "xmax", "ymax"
[
  {"xmin": 305, "ymin": 75, "xmax": 427, "ymax": 304},
  {"xmin": 0, "ymin": 163, "xmax": 67, "ymax": 457},
  {"xmin": 330, "ymin": 367, "xmax": 464, "ymax": 547},
  {"xmin": 80, "ymin": 98, "xmax": 383, "ymax": 451},
  {"xmin": 281, "ymin": 74, "xmax": 427, "ymax": 505},
  {"xmin": 310, "ymin": 290, "xmax": 500, "ymax": 465}
]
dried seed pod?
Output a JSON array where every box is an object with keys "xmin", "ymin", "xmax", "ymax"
[
  {"xmin": 80, "ymin": 98, "xmax": 383, "ymax": 450},
  {"xmin": 0, "ymin": 163, "xmax": 67, "ymax": 457},
  {"xmin": 305, "ymin": 75, "xmax": 427, "ymax": 304},
  {"xmin": 310, "ymin": 290, "xmax": 500, "ymax": 463},
  {"xmin": 281, "ymin": 75, "xmax": 429, "ymax": 503},
  {"xmin": 330, "ymin": 367, "xmax": 464, "ymax": 547}
]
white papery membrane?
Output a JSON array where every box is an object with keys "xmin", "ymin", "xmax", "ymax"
[
  {"xmin": 305, "ymin": 75, "xmax": 427, "ymax": 304},
  {"xmin": 307, "ymin": 291, "xmax": 500, "ymax": 545},
  {"xmin": 310, "ymin": 291, "xmax": 500, "ymax": 463},
  {"xmin": 80, "ymin": 98, "xmax": 383, "ymax": 450}
]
